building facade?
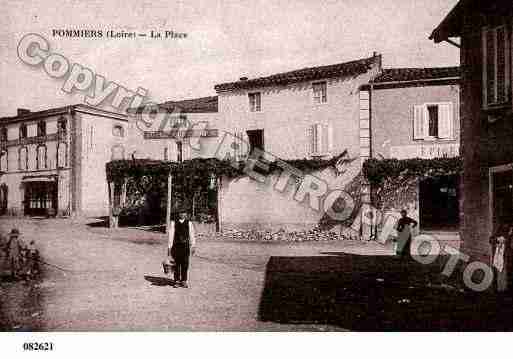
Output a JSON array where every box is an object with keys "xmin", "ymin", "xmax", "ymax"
[
  {"xmin": 0, "ymin": 104, "xmax": 127, "ymax": 217},
  {"xmin": 209, "ymin": 55, "xmax": 382, "ymax": 231},
  {"xmin": 362, "ymin": 67, "xmax": 461, "ymax": 232},
  {"xmin": 431, "ymin": 0, "xmax": 513, "ymax": 260}
]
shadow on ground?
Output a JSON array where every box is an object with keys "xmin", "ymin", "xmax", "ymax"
[
  {"xmin": 144, "ymin": 275, "xmax": 175, "ymax": 287},
  {"xmin": 258, "ymin": 253, "xmax": 513, "ymax": 331}
]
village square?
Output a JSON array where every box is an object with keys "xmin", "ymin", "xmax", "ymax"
[{"xmin": 1, "ymin": 0, "xmax": 513, "ymax": 333}]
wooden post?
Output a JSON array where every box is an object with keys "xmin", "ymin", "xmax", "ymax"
[
  {"xmin": 166, "ymin": 170, "xmax": 173, "ymax": 234},
  {"xmin": 121, "ymin": 178, "xmax": 128, "ymax": 208}
]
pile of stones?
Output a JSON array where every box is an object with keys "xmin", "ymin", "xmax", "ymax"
[{"xmin": 197, "ymin": 228, "xmax": 356, "ymax": 242}]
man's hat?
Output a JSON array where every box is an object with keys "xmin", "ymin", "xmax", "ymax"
[{"xmin": 9, "ymin": 228, "xmax": 20, "ymax": 236}]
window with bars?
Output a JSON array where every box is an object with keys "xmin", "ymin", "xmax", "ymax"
[
  {"xmin": 483, "ymin": 25, "xmax": 511, "ymax": 107},
  {"xmin": 248, "ymin": 92, "xmax": 261, "ymax": 112},
  {"xmin": 313, "ymin": 81, "xmax": 327, "ymax": 104}
]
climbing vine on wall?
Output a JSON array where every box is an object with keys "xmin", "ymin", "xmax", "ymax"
[
  {"xmin": 105, "ymin": 151, "xmax": 352, "ymax": 221},
  {"xmin": 362, "ymin": 157, "xmax": 462, "ymax": 212}
]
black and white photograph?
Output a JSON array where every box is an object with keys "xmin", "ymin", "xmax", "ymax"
[{"xmin": 0, "ymin": 0, "xmax": 511, "ymax": 357}]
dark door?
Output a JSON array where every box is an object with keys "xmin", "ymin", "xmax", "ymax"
[
  {"xmin": 246, "ymin": 129, "xmax": 264, "ymax": 155},
  {"xmin": 492, "ymin": 169, "xmax": 513, "ymax": 229},
  {"xmin": 419, "ymin": 175, "xmax": 460, "ymax": 231},
  {"xmin": 24, "ymin": 181, "xmax": 57, "ymax": 216}
]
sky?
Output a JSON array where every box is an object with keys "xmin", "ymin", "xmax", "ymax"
[{"xmin": 0, "ymin": 0, "xmax": 460, "ymax": 115}]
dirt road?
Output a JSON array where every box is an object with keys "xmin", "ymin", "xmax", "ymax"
[{"xmin": 0, "ymin": 218, "xmax": 391, "ymax": 331}]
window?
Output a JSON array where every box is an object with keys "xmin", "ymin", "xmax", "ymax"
[
  {"xmin": 0, "ymin": 127, "xmax": 7, "ymax": 142},
  {"xmin": 112, "ymin": 125, "xmax": 124, "ymax": 137},
  {"xmin": 18, "ymin": 147, "xmax": 28, "ymax": 170},
  {"xmin": 58, "ymin": 117, "xmax": 67, "ymax": 136},
  {"xmin": 164, "ymin": 147, "xmax": 169, "ymax": 161},
  {"xmin": 57, "ymin": 143, "xmax": 67, "ymax": 168},
  {"xmin": 246, "ymin": 129, "xmax": 264, "ymax": 155},
  {"xmin": 413, "ymin": 103, "xmax": 453, "ymax": 140},
  {"xmin": 37, "ymin": 121, "xmax": 46, "ymax": 137},
  {"xmin": 427, "ymin": 105, "xmax": 439, "ymax": 137},
  {"xmin": 0, "ymin": 150, "xmax": 7, "ymax": 172},
  {"xmin": 36, "ymin": 145, "xmax": 47, "ymax": 169},
  {"xmin": 308, "ymin": 123, "xmax": 333, "ymax": 155},
  {"xmin": 313, "ymin": 81, "xmax": 327, "ymax": 104},
  {"xmin": 19, "ymin": 124, "xmax": 27, "ymax": 140},
  {"xmin": 177, "ymin": 141, "xmax": 183, "ymax": 163},
  {"xmin": 248, "ymin": 92, "xmax": 261, "ymax": 112},
  {"xmin": 483, "ymin": 25, "xmax": 510, "ymax": 107}
]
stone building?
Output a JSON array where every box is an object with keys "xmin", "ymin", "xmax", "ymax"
[
  {"xmin": 362, "ymin": 67, "xmax": 461, "ymax": 233},
  {"xmin": 212, "ymin": 54, "xmax": 382, "ymax": 231},
  {"xmin": 431, "ymin": 0, "xmax": 513, "ymax": 260},
  {"xmin": 0, "ymin": 104, "xmax": 127, "ymax": 217}
]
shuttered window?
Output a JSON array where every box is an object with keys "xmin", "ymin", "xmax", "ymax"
[
  {"xmin": 413, "ymin": 103, "xmax": 453, "ymax": 140},
  {"xmin": 308, "ymin": 123, "xmax": 333, "ymax": 155},
  {"xmin": 248, "ymin": 92, "xmax": 261, "ymax": 112},
  {"xmin": 483, "ymin": 25, "xmax": 511, "ymax": 107},
  {"xmin": 313, "ymin": 82, "xmax": 327, "ymax": 104}
]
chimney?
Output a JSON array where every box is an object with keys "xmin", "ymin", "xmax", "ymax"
[
  {"xmin": 239, "ymin": 77, "xmax": 248, "ymax": 81},
  {"xmin": 17, "ymin": 108, "xmax": 31, "ymax": 116}
]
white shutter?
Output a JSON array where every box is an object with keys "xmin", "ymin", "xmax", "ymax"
[
  {"xmin": 413, "ymin": 105, "xmax": 425, "ymax": 140},
  {"xmin": 321, "ymin": 123, "xmax": 333, "ymax": 153},
  {"xmin": 326, "ymin": 123, "xmax": 333, "ymax": 152},
  {"xmin": 315, "ymin": 123, "xmax": 322, "ymax": 154},
  {"xmin": 438, "ymin": 103, "xmax": 453, "ymax": 139}
]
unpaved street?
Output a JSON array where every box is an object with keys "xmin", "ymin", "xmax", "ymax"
[{"xmin": 0, "ymin": 218, "xmax": 392, "ymax": 331}]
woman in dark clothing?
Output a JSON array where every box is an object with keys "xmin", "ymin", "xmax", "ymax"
[{"xmin": 395, "ymin": 209, "xmax": 418, "ymax": 258}]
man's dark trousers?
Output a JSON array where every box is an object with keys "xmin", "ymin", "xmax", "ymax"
[{"xmin": 172, "ymin": 243, "xmax": 190, "ymax": 282}]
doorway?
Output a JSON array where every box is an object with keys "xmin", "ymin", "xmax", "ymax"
[
  {"xmin": 24, "ymin": 181, "xmax": 57, "ymax": 216},
  {"xmin": 419, "ymin": 175, "xmax": 460, "ymax": 231}
]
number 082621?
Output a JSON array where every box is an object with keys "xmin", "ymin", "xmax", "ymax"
[{"xmin": 23, "ymin": 342, "xmax": 54, "ymax": 351}]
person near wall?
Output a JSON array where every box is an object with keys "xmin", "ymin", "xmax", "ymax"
[
  {"xmin": 395, "ymin": 209, "xmax": 418, "ymax": 258},
  {"xmin": 168, "ymin": 208, "xmax": 196, "ymax": 288}
]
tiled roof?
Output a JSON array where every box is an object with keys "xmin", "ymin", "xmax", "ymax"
[
  {"xmin": 214, "ymin": 55, "xmax": 380, "ymax": 92},
  {"xmin": 158, "ymin": 96, "xmax": 218, "ymax": 113},
  {"xmin": 371, "ymin": 67, "xmax": 460, "ymax": 84}
]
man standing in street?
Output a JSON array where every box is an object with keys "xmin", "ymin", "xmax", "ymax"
[
  {"xmin": 395, "ymin": 209, "xmax": 418, "ymax": 258},
  {"xmin": 168, "ymin": 208, "xmax": 196, "ymax": 288}
]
